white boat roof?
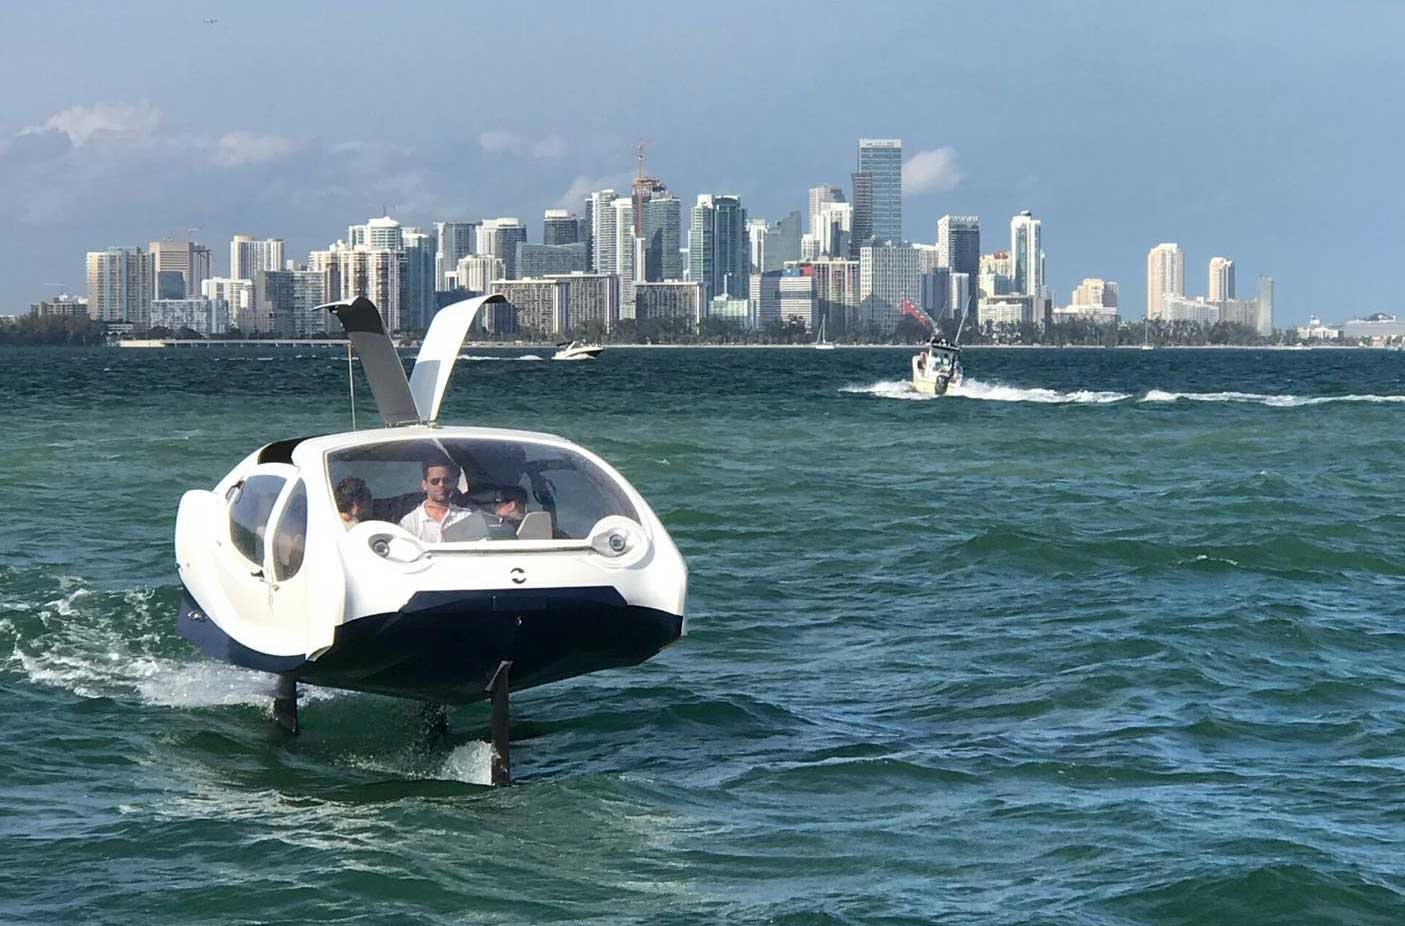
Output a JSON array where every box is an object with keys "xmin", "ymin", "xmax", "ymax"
[{"xmin": 289, "ymin": 425, "xmax": 582, "ymax": 461}]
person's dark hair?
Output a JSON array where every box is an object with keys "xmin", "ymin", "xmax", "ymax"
[
  {"xmin": 422, "ymin": 457, "xmax": 461, "ymax": 479},
  {"xmin": 334, "ymin": 477, "xmax": 372, "ymax": 514}
]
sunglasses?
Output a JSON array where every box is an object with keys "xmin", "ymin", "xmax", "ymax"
[{"xmin": 426, "ymin": 475, "xmax": 458, "ymax": 486}]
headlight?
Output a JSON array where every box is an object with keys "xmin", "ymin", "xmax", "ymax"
[
  {"xmin": 368, "ymin": 533, "xmax": 427, "ymax": 563},
  {"xmin": 588, "ymin": 516, "xmax": 649, "ymax": 564}
]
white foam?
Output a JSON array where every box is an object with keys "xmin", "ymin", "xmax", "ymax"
[
  {"xmin": 840, "ymin": 378, "xmax": 1129, "ymax": 404},
  {"xmin": 458, "ymin": 353, "xmax": 545, "ymax": 362},
  {"xmin": 1142, "ymin": 390, "xmax": 1405, "ymax": 407},
  {"xmin": 437, "ymin": 741, "xmax": 495, "ymax": 785},
  {"xmin": 342, "ymin": 740, "xmax": 495, "ymax": 786}
]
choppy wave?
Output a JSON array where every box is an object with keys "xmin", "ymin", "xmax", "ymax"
[
  {"xmin": 840, "ymin": 377, "xmax": 1129, "ymax": 403},
  {"xmin": 458, "ymin": 353, "xmax": 545, "ymax": 362}
]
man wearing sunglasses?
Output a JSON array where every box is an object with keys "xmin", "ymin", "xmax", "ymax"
[{"xmin": 399, "ymin": 458, "xmax": 489, "ymax": 542}]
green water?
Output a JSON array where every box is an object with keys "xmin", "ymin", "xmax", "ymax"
[{"xmin": 2, "ymin": 346, "xmax": 1403, "ymax": 924}]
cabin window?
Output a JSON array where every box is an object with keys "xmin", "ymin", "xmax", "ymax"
[
  {"xmin": 228, "ymin": 474, "xmax": 287, "ymax": 565},
  {"xmin": 326, "ymin": 437, "xmax": 640, "ymax": 543},
  {"xmin": 271, "ymin": 481, "xmax": 307, "ymax": 581}
]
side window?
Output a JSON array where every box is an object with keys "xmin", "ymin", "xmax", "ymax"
[
  {"xmin": 228, "ymin": 474, "xmax": 287, "ymax": 566},
  {"xmin": 271, "ymin": 482, "xmax": 307, "ymax": 581}
]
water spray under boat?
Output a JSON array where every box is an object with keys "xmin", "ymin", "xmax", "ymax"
[{"xmin": 173, "ymin": 294, "xmax": 687, "ymax": 784}]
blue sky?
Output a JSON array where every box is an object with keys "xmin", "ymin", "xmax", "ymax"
[{"xmin": 1, "ymin": 0, "xmax": 1401, "ymax": 323}]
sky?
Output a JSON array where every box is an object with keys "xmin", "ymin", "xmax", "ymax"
[{"xmin": 1, "ymin": 0, "xmax": 1402, "ymax": 324}]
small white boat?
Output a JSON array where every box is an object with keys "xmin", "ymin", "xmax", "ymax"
[
  {"xmin": 552, "ymin": 340, "xmax": 604, "ymax": 361},
  {"xmin": 814, "ymin": 316, "xmax": 835, "ymax": 350},
  {"xmin": 910, "ymin": 336, "xmax": 962, "ymax": 396},
  {"xmin": 173, "ymin": 295, "xmax": 686, "ymax": 783}
]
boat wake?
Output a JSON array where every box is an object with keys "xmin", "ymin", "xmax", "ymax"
[
  {"xmin": 1142, "ymin": 390, "xmax": 1405, "ymax": 407},
  {"xmin": 458, "ymin": 354, "xmax": 545, "ymax": 362},
  {"xmin": 840, "ymin": 378, "xmax": 1129, "ymax": 404}
]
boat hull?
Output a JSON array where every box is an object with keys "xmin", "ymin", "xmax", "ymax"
[{"xmin": 179, "ymin": 584, "xmax": 683, "ymax": 704}]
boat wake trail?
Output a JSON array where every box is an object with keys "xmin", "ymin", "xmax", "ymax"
[
  {"xmin": 1141, "ymin": 390, "xmax": 1405, "ymax": 407},
  {"xmin": 840, "ymin": 378, "xmax": 1129, "ymax": 404},
  {"xmin": 458, "ymin": 354, "xmax": 545, "ymax": 362}
]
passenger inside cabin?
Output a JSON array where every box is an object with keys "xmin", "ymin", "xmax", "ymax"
[
  {"xmin": 399, "ymin": 458, "xmax": 489, "ymax": 542},
  {"xmin": 335, "ymin": 477, "xmax": 373, "ymax": 526}
]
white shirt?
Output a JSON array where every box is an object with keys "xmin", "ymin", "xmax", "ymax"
[{"xmin": 399, "ymin": 501, "xmax": 488, "ymax": 543}]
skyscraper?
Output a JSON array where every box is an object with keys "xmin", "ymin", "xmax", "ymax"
[
  {"xmin": 1146, "ymin": 243, "xmax": 1185, "ymax": 320},
  {"xmin": 515, "ymin": 243, "xmax": 589, "ymax": 278},
  {"xmin": 808, "ymin": 185, "xmax": 845, "ymax": 238},
  {"xmin": 434, "ymin": 222, "xmax": 478, "ymax": 291},
  {"xmin": 858, "ymin": 243, "xmax": 921, "ymax": 334},
  {"xmin": 86, "ymin": 247, "xmax": 153, "ymax": 325},
  {"xmin": 1209, "ymin": 257, "xmax": 1235, "ymax": 302},
  {"xmin": 589, "ymin": 190, "xmax": 619, "ymax": 273},
  {"xmin": 543, "ymin": 209, "xmax": 582, "ymax": 246},
  {"xmin": 477, "ymin": 218, "xmax": 528, "ymax": 279},
  {"xmin": 230, "ymin": 235, "xmax": 284, "ymax": 282},
  {"xmin": 688, "ymin": 194, "xmax": 748, "ymax": 304},
  {"xmin": 1256, "ymin": 274, "xmax": 1275, "ymax": 336},
  {"xmin": 850, "ymin": 172, "xmax": 873, "ymax": 252},
  {"xmin": 149, "ymin": 240, "xmax": 212, "ymax": 301},
  {"xmin": 816, "ymin": 201, "xmax": 853, "ymax": 257},
  {"xmin": 1009, "ymin": 211, "xmax": 1043, "ymax": 299},
  {"xmin": 857, "ymin": 138, "xmax": 902, "ymax": 243},
  {"xmin": 400, "ymin": 228, "xmax": 436, "ymax": 330},
  {"xmin": 936, "ymin": 215, "xmax": 980, "ymax": 319},
  {"xmin": 638, "ymin": 193, "xmax": 682, "ymax": 281}
]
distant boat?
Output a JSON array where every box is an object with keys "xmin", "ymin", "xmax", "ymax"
[
  {"xmin": 552, "ymin": 340, "xmax": 604, "ymax": 361},
  {"xmin": 813, "ymin": 317, "xmax": 835, "ymax": 350}
]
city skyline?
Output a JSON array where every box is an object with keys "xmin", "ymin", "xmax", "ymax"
[{"xmin": 2, "ymin": 3, "xmax": 1402, "ymax": 324}]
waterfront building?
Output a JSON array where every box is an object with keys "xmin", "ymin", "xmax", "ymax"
[
  {"xmin": 1009, "ymin": 211, "xmax": 1043, "ymax": 301},
  {"xmin": 1052, "ymin": 303, "xmax": 1119, "ymax": 325},
  {"xmin": 477, "ymin": 218, "xmax": 528, "ymax": 279},
  {"xmin": 490, "ymin": 278, "xmax": 566, "ymax": 336},
  {"xmin": 707, "ymin": 295, "xmax": 754, "ymax": 328},
  {"xmin": 87, "ymin": 247, "xmax": 154, "ymax": 325},
  {"xmin": 936, "ymin": 215, "xmax": 980, "ymax": 318},
  {"xmin": 1146, "ymin": 242, "xmax": 1184, "ymax": 320},
  {"xmin": 149, "ymin": 298, "xmax": 221, "ymax": 336},
  {"xmin": 346, "ymin": 216, "xmax": 403, "ymax": 251},
  {"xmin": 230, "ymin": 235, "xmax": 284, "ymax": 282},
  {"xmin": 434, "ymin": 222, "xmax": 478, "ymax": 291},
  {"xmin": 256, "ymin": 270, "xmax": 329, "ymax": 337},
  {"xmin": 398, "ymin": 229, "xmax": 436, "ymax": 330},
  {"xmin": 1219, "ymin": 298, "xmax": 1263, "ymax": 329},
  {"xmin": 550, "ymin": 272, "xmax": 620, "ymax": 332},
  {"xmin": 982, "ymin": 300, "xmax": 1032, "ymax": 326},
  {"xmin": 543, "ymin": 209, "xmax": 581, "ymax": 246},
  {"xmin": 149, "ymin": 240, "xmax": 212, "ymax": 301},
  {"xmin": 1161, "ymin": 294, "xmax": 1220, "ymax": 325},
  {"xmin": 749, "ymin": 271, "xmax": 816, "ymax": 330},
  {"xmin": 1295, "ymin": 316, "xmax": 1340, "ymax": 340},
  {"xmin": 808, "ymin": 185, "xmax": 845, "ymax": 238},
  {"xmin": 1256, "ymin": 274, "xmax": 1274, "ymax": 336},
  {"xmin": 948, "ymin": 273, "xmax": 971, "ymax": 323},
  {"xmin": 808, "ymin": 258, "xmax": 861, "ymax": 336},
  {"xmin": 201, "ymin": 277, "xmax": 254, "ymax": 333},
  {"xmin": 1070, "ymin": 278, "xmax": 1118, "ymax": 308},
  {"xmin": 516, "ymin": 242, "xmax": 588, "ymax": 279},
  {"xmin": 858, "ymin": 243, "xmax": 921, "ymax": 334},
  {"xmin": 336, "ymin": 246, "xmax": 402, "ymax": 330},
  {"xmin": 857, "ymin": 138, "xmax": 902, "ymax": 243},
  {"xmin": 455, "ymin": 254, "xmax": 504, "ymax": 293},
  {"xmin": 689, "ymin": 194, "xmax": 748, "ymax": 304},
  {"xmin": 588, "ymin": 190, "xmax": 619, "ymax": 273},
  {"xmin": 30, "ymin": 294, "xmax": 88, "ymax": 317},
  {"xmin": 1209, "ymin": 256, "xmax": 1235, "ymax": 302},
  {"xmin": 635, "ymin": 280, "xmax": 702, "ymax": 327}
]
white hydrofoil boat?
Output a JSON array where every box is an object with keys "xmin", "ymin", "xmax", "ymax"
[{"xmin": 173, "ymin": 295, "xmax": 686, "ymax": 782}]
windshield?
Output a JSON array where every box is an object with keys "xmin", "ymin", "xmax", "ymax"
[{"xmin": 326, "ymin": 437, "xmax": 639, "ymax": 543}]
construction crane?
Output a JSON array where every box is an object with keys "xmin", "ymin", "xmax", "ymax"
[{"xmin": 631, "ymin": 141, "xmax": 662, "ymax": 237}]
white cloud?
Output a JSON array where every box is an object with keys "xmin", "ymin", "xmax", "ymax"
[
  {"xmin": 22, "ymin": 101, "xmax": 162, "ymax": 147},
  {"xmin": 902, "ymin": 147, "xmax": 962, "ymax": 195},
  {"xmin": 553, "ymin": 173, "xmax": 631, "ymax": 210},
  {"xmin": 213, "ymin": 131, "xmax": 296, "ymax": 167},
  {"xmin": 478, "ymin": 130, "xmax": 523, "ymax": 154}
]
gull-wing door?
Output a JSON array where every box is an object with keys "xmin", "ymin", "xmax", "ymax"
[
  {"xmin": 408, "ymin": 294, "xmax": 504, "ymax": 425},
  {"xmin": 322, "ymin": 296, "xmax": 419, "ymax": 427}
]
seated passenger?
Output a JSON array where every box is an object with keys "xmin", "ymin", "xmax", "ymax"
[
  {"xmin": 334, "ymin": 477, "xmax": 373, "ymax": 526},
  {"xmin": 477, "ymin": 486, "xmax": 527, "ymax": 538},
  {"xmin": 399, "ymin": 460, "xmax": 488, "ymax": 542}
]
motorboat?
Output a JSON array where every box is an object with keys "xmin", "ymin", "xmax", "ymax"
[
  {"xmin": 813, "ymin": 316, "xmax": 835, "ymax": 350},
  {"xmin": 552, "ymin": 340, "xmax": 604, "ymax": 361},
  {"xmin": 173, "ymin": 295, "xmax": 687, "ymax": 783},
  {"xmin": 910, "ymin": 336, "xmax": 962, "ymax": 396}
]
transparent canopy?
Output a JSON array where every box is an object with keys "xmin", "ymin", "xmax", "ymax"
[{"xmin": 325, "ymin": 437, "xmax": 640, "ymax": 543}]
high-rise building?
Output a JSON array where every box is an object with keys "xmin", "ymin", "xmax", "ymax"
[
  {"xmin": 260, "ymin": 269, "xmax": 330, "ymax": 337},
  {"xmin": 346, "ymin": 216, "xmax": 403, "ymax": 251},
  {"xmin": 1070, "ymin": 278, "xmax": 1118, "ymax": 308},
  {"xmin": 1009, "ymin": 211, "xmax": 1043, "ymax": 298},
  {"xmin": 455, "ymin": 254, "xmax": 504, "ymax": 293},
  {"xmin": 768, "ymin": 211, "xmax": 803, "ymax": 269},
  {"xmin": 336, "ymin": 247, "xmax": 402, "ymax": 330},
  {"xmin": 1256, "ymin": 274, "xmax": 1274, "ymax": 336},
  {"xmin": 858, "ymin": 243, "xmax": 922, "ymax": 334},
  {"xmin": 400, "ymin": 228, "xmax": 436, "ymax": 330},
  {"xmin": 477, "ymin": 218, "xmax": 528, "ymax": 279},
  {"xmin": 850, "ymin": 172, "xmax": 873, "ymax": 251},
  {"xmin": 434, "ymin": 222, "xmax": 478, "ymax": 291},
  {"xmin": 634, "ymin": 280, "xmax": 702, "ymax": 326},
  {"xmin": 516, "ymin": 243, "xmax": 589, "ymax": 279},
  {"xmin": 86, "ymin": 247, "xmax": 154, "ymax": 325},
  {"xmin": 490, "ymin": 278, "xmax": 568, "ymax": 336},
  {"xmin": 229, "ymin": 235, "xmax": 284, "ymax": 282},
  {"xmin": 638, "ymin": 193, "xmax": 682, "ymax": 281},
  {"xmin": 936, "ymin": 215, "xmax": 980, "ymax": 319},
  {"xmin": 149, "ymin": 240, "xmax": 212, "ymax": 301},
  {"xmin": 29, "ymin": 294, "xmax": 87, "ymax": 318},
  {"xmin": 808, "ymin": 258, "xmax": 861, "ymax": 336},
  {"xmin": 747, "ymin": 219, "xmax": 770, "ymax": 274},
  {"xmin": 201, "ymin": 277, "xmax": 254, "ymax": 333},
  {"xmin": 688, "ymin": 194, "xmax": 748, "ymax": 304},
  {"xmin": 549, "ymin": 272, "xmax": 620, "ymax": 332},
  {"xmin": 1146, "ymin": 243, "xmax": 1185, "ymax": 320},
  {"xmin": 543, "ymin": 209, "xmax": 582, "ymax": 246},
  {"xmin": 817, "ymin": 201, "xmax": 853, "ymax": 258},
  {"xmin": 801, "ymin": 234, "xmax": 822, "ymax": 261},
  {"xmin": 808, "ymin": 185, "xmax": 845, "ymax": 237},
  {"xmin": 587, "ymin": 190, "xmax": 618, "ymax": 272},
  {"xmin": 1209, "ymin": 257, "xmax": 1235, "ymax": 302},
  {"xmin": 857, "ymin": 138, "xmax": 902, "ymax": 243}
]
